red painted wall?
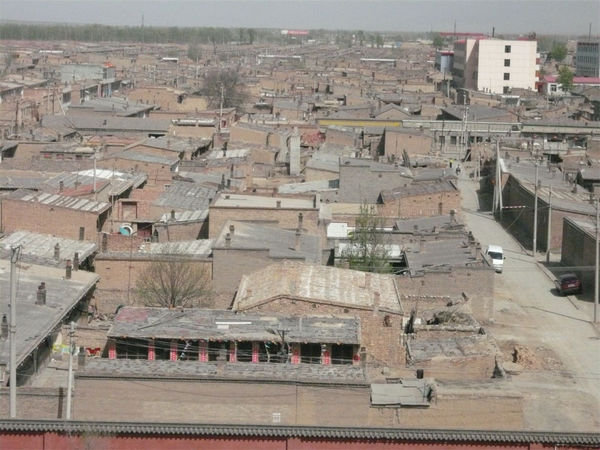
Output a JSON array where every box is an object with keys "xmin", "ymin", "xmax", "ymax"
[{"xmin": 0, "ymin": 432, "xmax": 589, "ymax": 450}]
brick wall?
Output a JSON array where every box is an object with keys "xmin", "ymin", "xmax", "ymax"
[
  {"xmin": 378, "ymin": 190, "xmax": 461, "ymax": 219},
  {"xmin": 93, "ymin": 256, "xmax": 213, "ymax": 312},
  {"xmin": 0, "ymin": 388, "xmax": 66, "ymax": 419},
  {"xmin": 155, "ymin": 220, "xmax": 207, "ymax": 241},
  {"xmin": 239, "ymin": 297, "xmax": 405, "ymax": 367},
  {"xmin": 384, "ymin": 131, "xmax": 432, "ymax": 159},
  {"xmin": 230, "ymin": 125, "xmax": 269, "ymax": 146},
  {"xmin": 212, "ymin": 248, "xmax": 274, "ymax": 295},
  {"xmin": 71, "ymin": 378, "xmax": 523, "ymax": 430},
  {"xmin": 304, "ymin": 167, "xmax": 339, "ymax": 182},
  {"xmin": 1, "ymin": 198, "xmax": 106, "ymax": 241},
  {"xmin": 97, "ymin": 157, "xmax": 173, "ymax": 186},
  {"xmin": 561, "ymin": 219, "xmax": 595, "ymax": 289},
  {"xmin": 395, "ymin": 268, "xmax": 495, "ymax": 323},
  {"xmin": 502, "ymin": 175, "xmax": 591, "ymax": 252}
]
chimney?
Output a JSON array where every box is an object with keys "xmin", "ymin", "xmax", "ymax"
[
  {"xmin": 229, "ymin": 224, "xmax": 235, "ymax": 236},
  {"xmin": 276, "ymin": 200, "xmax": 282, "ymax": 208},
  {"xmin": 59, "ymin": 180, "xmax": 64, "ymax": 193},
  {"xmin": 1, "ymin": 314, "xmax": 8, "ymax": 339},
  {"xmin": 102, "ymin": 233, "xmax": 108, "ymax": 252},
  {"xmin": 78, "ymin": 346, "xmax": 86, "ymax": 369},
  {"xmin": 297, "ymin": 212, "xmax": 303, "ymax": 230},
  {"xmin": 73, "ymin": 252, "xmax": 80, "ymax": 271},
  {"xmin": 294, "ymin": 228, "xmax": 301, "ymax": 250},
  {"xmin": 36, "ymin": 282, "xmax": 47, "ymax": 305},
  {"xmin": 170, "ymin": 209, "xmax": 176, "ymax": 220},
  {"xmin": 364, "ymin": 273, "xmax": 371, "ymax": 290},
  {"xmin": 54, "ymin": 243, "xmax": 60, "ymax": 260},
  {"xmin": 66, "ymin": 259, "xmax": 72, "ymax": 279},
  {"xmin": 225, "ymin": 232, "xmax": 231, "ymax": 248},
  {"xmin": 373, "ymin": 291, "xmax": 380, "ymax": 314}
]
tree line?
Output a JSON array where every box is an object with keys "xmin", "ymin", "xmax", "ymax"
[{"xmin": 0, "ymin": 23, "xmax": 271, "ymax": 45}]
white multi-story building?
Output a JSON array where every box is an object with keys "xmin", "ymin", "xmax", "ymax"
[
  {"xmin": 576, "ymin": 40, "xmax": 600, "ymax": 77},
  {"xmin": 453, "ymin": 38, "xmax": 539, "ymax": 94}
]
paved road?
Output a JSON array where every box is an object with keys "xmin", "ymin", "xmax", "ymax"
[{"xmin": 459, "ymin": 177, "xmax": 600, "ymax": 432}]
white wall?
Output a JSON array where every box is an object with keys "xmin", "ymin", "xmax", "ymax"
[{"xmin": 476, "ymin": 40, "xmax": 537, "ymax": 94}]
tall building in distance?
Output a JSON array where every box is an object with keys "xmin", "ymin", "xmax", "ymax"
[
  {"xmin": 576, "ymin": 40, "xmax": 600, "ymax": 77},
  {"xmin": 453, "ymin": 38, "xmax": 539, "ymax": 94}
]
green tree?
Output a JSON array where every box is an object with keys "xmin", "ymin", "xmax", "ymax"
[
  {"xmin": 247, "ymin": 28, "xmax": 256, "ymax": 44},
  {"xmin": 342, "ymin": 203, "xmax": 390, "ymax": 273},
  {"xmin": 550, "ymin": 43, "xmax": 567, "ymax": 62},
  {"xmin": 135, "ymin": 256, "xmax": 212, "ymax": 308},
  {"xmin": 432, "ymin": 34, "xmax": 444, "ymax": 49},
  {"xmin": 356, "ymin": 30, "xmax": 365, "ymax": 46},
  {"xmin": 557, "ymin": 65, "xmax": 574, "ymax": 91},
  {"xmin": 375, "ymin": 34, "xmax": 384, "ymax": 48}
]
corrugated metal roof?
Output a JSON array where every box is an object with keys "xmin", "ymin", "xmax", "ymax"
[
  {"xmin": 11, "ymin": 189, "xmax": 110, "ymax": 213},
  {"xmin": 0, "ymin": 231, "xmax": 97, "ymax": 266},
  {"xmin": 159, "ymin": 209, "xmax": 208, "ymax": 223},
  {"xmin": 138, "ymin": 239, "xmax": 213, "ymax": 257}
]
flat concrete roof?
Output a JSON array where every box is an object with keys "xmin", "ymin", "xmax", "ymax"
[{"xmin": 212, "ymin": 193, "xmax": 316, "ymax": 210}]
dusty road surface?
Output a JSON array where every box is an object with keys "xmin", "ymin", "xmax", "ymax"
[{"xmin": 459, "ymin": 176, "xmax": 600, "ymax": 432}]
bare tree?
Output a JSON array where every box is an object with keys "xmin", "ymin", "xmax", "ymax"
[
  {"xmin": 201, "ymin": 69, "xmax": 248, "ymax": 109},
  {"xmin": 135, "ymin": 256, "xmax": 212, "ymax": 308}
]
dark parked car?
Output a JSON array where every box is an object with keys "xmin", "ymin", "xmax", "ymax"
[{"xmin": 554, "ymin": 273, "xmax": 582, "ymax": 296}]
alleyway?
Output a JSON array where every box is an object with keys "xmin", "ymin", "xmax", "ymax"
[{"xmin": 459, "ymin": 175, "xmax": 600, "ymax": 431}]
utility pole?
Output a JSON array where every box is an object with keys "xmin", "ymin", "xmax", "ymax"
[
  {"xmin": 66, "ymin": 321, "xmax": 76, "ymax": 420},
  {"xmin": 595, "ymin": 197, "xmax": 599, "ymax": 323},
  {"xmin": 533, "ymin": 161, "xmax": 539, "ymax": 257},
  {"xmin": 9, "ymin": 246, "xmax": 21, "ymax": 418},
  {"xmin": 546, "ymin": 186, "xmax": 552, "ymax": 263},
  {"xmin": 93, "ymin": 148, "xmax": 97, "ymax": 202},
  {"xmin": 219, "ymin": 84, "xmax": 224, "ymax": 133}
]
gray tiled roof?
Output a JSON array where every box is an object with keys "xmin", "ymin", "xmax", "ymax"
[
  {"xmin": 0, "ymin": 421, "xmax": 597, "ymax": 444},
  {"xmin": 108, "ymin": 307, "xmax": 359, "ymax": 344},
  {"xmin": 154, "ymin": 181, "xmax": 217, "ymax": 210},
  {"xmin": 234, "ymin": 261, "xmax": 403, "ymax": 314},
  {"xmin": 381, "ymin": 180, "xmax": 457, "ymax": 201},
  {"xmin": 0, "ymin": 260, "xmax": 99, "ymax": 367}
]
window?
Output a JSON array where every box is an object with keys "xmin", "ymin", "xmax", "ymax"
[
  {"xmin": 504, "ymin": 59, "xmax": 510, "ymax": 67},
  {"xmin": 504, "ymin": 73, "xmax": 510, "ymax": 80},
  {"xmin": 505, "ymin": 45, "xmax": 511, "ymax": 53},
  {"xmin": 503, "ymin": 86, "xmax": 510, "ymax": 94}
]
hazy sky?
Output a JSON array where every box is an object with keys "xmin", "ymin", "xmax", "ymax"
[{"xmin": 0, "ymin": 0, "xmax": 598, "ymax": 35}]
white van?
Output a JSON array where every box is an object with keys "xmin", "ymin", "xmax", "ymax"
[{"xmin": 486, "ymin": 245, "xmax": 504, "ymax": 273}]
